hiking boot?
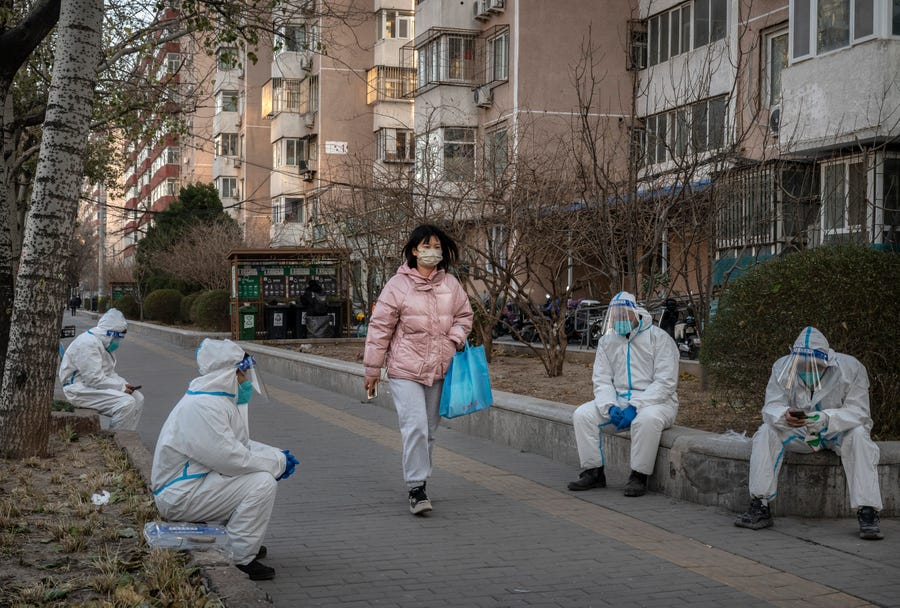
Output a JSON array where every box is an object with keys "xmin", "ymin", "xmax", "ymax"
[
  {"xmin": 255, "ymin": 545, "xmax": 267, "ymax": 560},
  {"xmin": 857, "ymin": 506, "xmax": 884, "ymax": 540},
  {"xmin": 623, "ymin": 470, "xmax": 648, "ymax": 497},
  {"xmin": 408, "ymin": 485, "xmax": 432, "ymax": 515},
  {"xmin": 734, "ymin": 497, "xmax": 773, "ymax": 530},
  {"xmin": 236, "ymin": 559, "xmax": 276, "ymax": 581},
  {"xmin": 567, "ymin": 467, "xmax": 606, "ymax": 491}
]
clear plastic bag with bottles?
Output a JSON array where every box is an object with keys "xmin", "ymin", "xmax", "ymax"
[{"xmin": 143, "ymin": 521, "xmax": 233, "ymax": 560}]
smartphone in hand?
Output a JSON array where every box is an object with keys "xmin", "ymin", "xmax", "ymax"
[
  {"xmin": 788, "ymin": 410, "xmax": 807, "ymax": 419},
  {"xmin": 366, "ymin": 384, "xmax": 378, "ymax": 400}
]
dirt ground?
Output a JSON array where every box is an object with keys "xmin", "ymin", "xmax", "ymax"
[{"xmin": 297, "ymin": 342, "xmax": 764, "ymax": 436}]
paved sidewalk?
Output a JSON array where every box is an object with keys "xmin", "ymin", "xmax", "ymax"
[{"xmin": 65, "ymin": 313, "xmax": 899, "ymax": 607}]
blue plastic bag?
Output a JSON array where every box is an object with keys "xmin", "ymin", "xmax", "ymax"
[{"xmin": 440, "ymin": 343, "xmax": 493, "ymax": 418}]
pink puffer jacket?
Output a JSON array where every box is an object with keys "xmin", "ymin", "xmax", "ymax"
[{"xmin": 364, "ymin": 264, "xmax": 473, "ymax": 386}]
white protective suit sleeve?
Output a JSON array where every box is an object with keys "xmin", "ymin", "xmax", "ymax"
[
  {"xmin": 822, "ymin": 359, "xmax": 872, "ymax": 433},
  {"xmin": 590, "ymin": 346, "xmax": 619, "ymax": 414},
  {"xmin": 175, "ymin": 398, "xmax": 286, "ymax": 479},
  {"xmin": 628, "ymin": 328, "xmax": 679, "ymax": 411}
]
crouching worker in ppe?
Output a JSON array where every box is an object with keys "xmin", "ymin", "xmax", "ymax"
[
  {"xmin": 735, "ymin": 327, "xmax": 884, "ymax": 540},
  {"xmin": 151, "ymin": 339, "xmax": 299, "ymax": 580},
  {"xmin": 568, "ymin": 292, "xmax": 679, "ymax": 497},
  {"xmin": 58, "ymin": 308, "xmax": 143, "ymax": 430}
]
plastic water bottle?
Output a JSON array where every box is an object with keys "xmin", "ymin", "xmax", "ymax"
[{"xmin": 143, "ymin": 521, "xmax": 233, "ymax": 560}]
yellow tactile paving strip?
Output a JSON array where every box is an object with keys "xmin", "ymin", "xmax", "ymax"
[{"xmin": 133, "ymin": 336, "xmax": 872, "ymax": 607}]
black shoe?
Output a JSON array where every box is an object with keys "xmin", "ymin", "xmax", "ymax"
[
  {"xmin": 236, "ymin": 559, "xmax": 276, "ymax": 581},
  {"xmin": 734, "ymin": 497, "xmax": 773, "ymax": 529},
  {"xmin": 623, "ymin": 471, "xmax": 648, "ymax": 497},
  {"xmin": 567, "ymin": 467, "xmax": 606, "ymax": 491},
  {"xmin": 408, "ymin": 485, "xmax": 432, "ymax": 515},
  {"xmin": 255, "ymin": 545, "xmax": 267, "ymax": 560},
  {"xmin": 857, "ymin": 506, "xmax": 884, "ymax": 540}
]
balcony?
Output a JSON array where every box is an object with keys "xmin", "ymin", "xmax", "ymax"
[{"xmin": 261, "ymin": 78, "xmax": 309, "ymax": 118}]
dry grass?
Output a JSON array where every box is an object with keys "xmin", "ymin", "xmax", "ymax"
[{"xmin": 0, "ymin": 431, "xmax": 225, "ymax": 607}]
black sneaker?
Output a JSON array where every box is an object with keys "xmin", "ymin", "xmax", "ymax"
[
  {"xmin": 408, "ymin": 485, "xmax": 432, "ymax": 515},
  {"xmin": 567, "ymin": 467, "xmax": 606, "ymax": 491},
  {"xmin": 734, "ymin": 497, "xmax": 773, "ymax": 530},
  {"xmin": 255, "ymin": 545, "xmax": 267, "ymax": 560},
  {"xmin": 857, "ymin": 506, "xmax": 884, "ymax": 540},
  {"xmin": 236, "ymin": 559, "xmax": 276, "ymax": 581},
  {"xmin": 623, "ymin": 471, "xmax": 648, "ymax": 497}
]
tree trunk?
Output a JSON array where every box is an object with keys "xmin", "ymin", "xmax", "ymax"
[{"xmin": 0, "ymin": 0, "xmax": 102, "ymax": 458}]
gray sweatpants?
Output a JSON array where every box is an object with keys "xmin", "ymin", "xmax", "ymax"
[{"xmin": 389, "ymin": 378, "xmax": 443, "ymax": 488}]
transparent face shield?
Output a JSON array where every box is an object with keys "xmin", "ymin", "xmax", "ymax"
[
  {"xmin": 603, "ymin": 299, "xmax": 639, "ymax": 337},
  {"xmin": 777, "ymin": 346, "xmax": 829, "ymax": 393},
  {"xmin": 236, "ymin": 354, "xmax": 268, "ymax": 401}
]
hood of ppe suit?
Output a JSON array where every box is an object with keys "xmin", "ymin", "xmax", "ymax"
[
  {"xmin": 605, "ymin": 291, "xmax": 653, "ymax": 337},
  {"xmin": 790, "ymin": 326, "xmax": 837, "ymax": 368},
  {"xmin": 188, "ymin": 338, "xmax": 244, "ymax": 395},
  {"xmin": 88, "ymin": 308, "xmax": 128, "ymax": 347}
]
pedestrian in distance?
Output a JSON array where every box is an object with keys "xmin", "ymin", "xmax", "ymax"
[
  {"xmin": 363, "ymin": 224, "xmax": 473, "ymax": 515},
  {"xmin": 659, "ymin": 297, "xmax": 679, "ymax": 339},
  {"xmin": 151, "ymin": 339, "xmax": 299, "ymax": 580},
  {"xmin": 735, "ymin": 326, "xmax": 884, "ymax": 539},
  {"xmin": 568, "ymin": 291, "xmax": 680, "ymax": 497},
  {"xmin": 68, "ymin": 295, "xmax": 80, "ymax": 316},
  {"xmin": 58, "ymin": 308, "xmax": 144, "ymax": 430}
]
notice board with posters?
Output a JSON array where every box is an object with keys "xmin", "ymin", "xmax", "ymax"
[{"xmin": 227, "ymin": 248, "xmax": 351, "ymax": 340}]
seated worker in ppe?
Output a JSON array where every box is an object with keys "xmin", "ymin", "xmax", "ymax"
[
  {"xmin": 568, "ymin": 291, "xmax": 680, "ymax": 497},
  {"xmin": 735, "ymin": 326, "xmax": 884, "ymax": 540},
  {"xmin": 151, "ymin": 339, "xmax": 299, "ymax": 580},
  {"xmin": 58, "ymin": 308, "xmax": 144, "ymax": 430}
]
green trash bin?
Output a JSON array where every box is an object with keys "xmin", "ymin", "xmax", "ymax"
[{"xmin": 238, "ymin": 305, "xmax": 257, "ymax": 340}]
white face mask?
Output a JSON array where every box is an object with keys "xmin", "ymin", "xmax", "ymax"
[{"xmin": 417, "ymin": 247, "xmax": 443, "ymax": 267}]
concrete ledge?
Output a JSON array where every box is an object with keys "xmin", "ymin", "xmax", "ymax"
[{"xmin": 133, "ymin": 321, "xmax": 900, "ymax": 518}]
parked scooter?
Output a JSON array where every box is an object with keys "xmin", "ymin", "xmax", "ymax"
[{"xmin": 673, "ymin": 308, "xmax": 700, "ymax": 359}]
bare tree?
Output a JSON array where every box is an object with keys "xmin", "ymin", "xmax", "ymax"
[{"xmin": 154, "ymin": 220, "xmax": 245, "ymax": 290}]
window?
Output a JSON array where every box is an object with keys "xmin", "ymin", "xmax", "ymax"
[
  {"xmin": 894, "ymin": 0, "xmax": 900, "ymax": 35},
  {"xmin": 693, "ymin": 0, "xmax": 727, "ymax": 48},
  {"xmin": 443, "ymin": 127, "xmax": 475, "ymax": 181},
  {"xmin": 417, "ymin": 33, "xmax": 477, "ymax": 88},
  {"xmin": 648, "ymin": 3, "xmax": 695, "ymax": 66},
  {"xmin": 641, "ymin": 96, "xmax": 727, "ymax": 165},
  {"xmin": 822, "ymin": 160, "xmax": 867, "ymax": 237},
  {"xmin": 629, "ymin": 127, "xmax": 646, "ymax": 166},
  {"xmin": 215, "ymin": 133, "xmax": 239, "ymax": 157},
  {"xmin": 217, "ymin": 47, "xmax": 238, "ymax": 70},
  {"xmin": 273, "ymin": 196, "xmax": 304, "ymax": 223},
  {"xmin": 488, "ymin": 31, "xmax": 509, "ymax": 81},
  {"xmin": 486, "ymin": 127, "xmax": 508, "ymax": 182},
  {"xmin": 377, "ymin": 128, "xmax": 414, "ymax": 162},
  {"xmin": 366, "ymin": 66, "xmax": 416, "ymax": 103},
  {"xmin": 792, "ymin": 0, "xmax": 875, "ymax": 59},
  {"xmin": 216, "ymin": 90, "xmax": 239, "ymax": 113},
  {"xmin": 165, "ymin": 146, "xmax": 180, "ymax": 164},
  {"xmin": 276, "ymin": 25, "xmax": 307, "ymax": 53},
  {"xmin": 166, "ymin": 53, "xmax": 181, "ymax": 74},
  {"xmin": 273, "ymin": 138, "xmax": 302, "ymax": 167},
  {"xmin": 272, "ymin": 198, "xmax": 284, "ymax": 224},
  {"xmin": 628, "ymin": 21, "xmax": 648, "ymax": 70},
  {"xmin": 765, "ymin": 31, "xmax": 788, "ymax": 106},
  {"xmin": 218, "ymin": 177, "xmax": 238, "ymax": 199},
  {"xmin": 377, "ymin": 10, "xmax": 413, "ymax": 40}
]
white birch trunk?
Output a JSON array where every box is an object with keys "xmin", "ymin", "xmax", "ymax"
[{"xmin": 0, "ymin": 0, "xmax": 103, "ymax": 457}]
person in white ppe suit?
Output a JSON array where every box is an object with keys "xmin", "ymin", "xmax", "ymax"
[
  {"xmin": 735, "ymin": 326, "xmax": 883, "ymax": 540},
  {"xmin": 58, "ymin": 308, "xmax": 144, "ymax": 430},
  {"xmin": 151, "ymin": 339, "xmax": 299, "ymax": 580},
  {"xmin": 568, "ymin": 292, "xmax": 680, "ymax": 497}
]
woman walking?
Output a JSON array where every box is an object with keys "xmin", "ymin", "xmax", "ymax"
[{"xmin": 364, "ymin": 224, "xmax": 473, "ymax": 515}]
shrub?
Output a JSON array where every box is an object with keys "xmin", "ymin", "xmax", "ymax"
[
  {"xmin": 143, "ymin": 289, "xmax": 183, "ymax": 325},
  {"xmin": 701, "ymin": 245, "xmax": 900, "ymax": 439},
  {"xmin": 191, "ymin": 290, "xmax": 230, "ymax": 331},
  {"xmin": 180, "ymin": 292, "xmax": 201, "ymax": 324},
  {"xmin": 113, "ymin": 294, "xmax": 140, "ymax": 320}
]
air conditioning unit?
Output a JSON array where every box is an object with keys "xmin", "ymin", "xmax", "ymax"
[
  {"xmin": 488, "ymin": 0, "xmax": 505, "ymax": 13},
  {"xmin": 300, "ymin": 54, "xmax": 313, "ymax": 71},
  {"xmin": 233, "ymin": 158, "xmax": 242, "ymax": 168},
  {"xmin": 769, "ymin": 103, "xmax": 781, "ymax": 136},
  {"xmin": 304, "ymin": 111, "xmax": 316, "ymax": 128},
  {"xmin": 298, "ymin": 159, "xmax": 308, "ymax": 172},
  {"xmin": 473, "ymin": 86, "xmax": 493, "ymax": 108}
]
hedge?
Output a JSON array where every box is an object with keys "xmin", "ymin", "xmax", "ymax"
[
  {"xmin": 191, "ymin": 290, "xmax": 230, "ymax": 331},
  {"xmin": 180, "ymin": 292, "xmax": 201, "ymax": 324},
  {"xmin": 143, "ymin": 289, "xmax": 183, "ymax": 325},
  {"xmin": 113, "ymin": 294, "xmax": 140, "ymax": 320},
  {"xmin": 701, "ymin": 245, "xmax": 900, "ymax": 439}
]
